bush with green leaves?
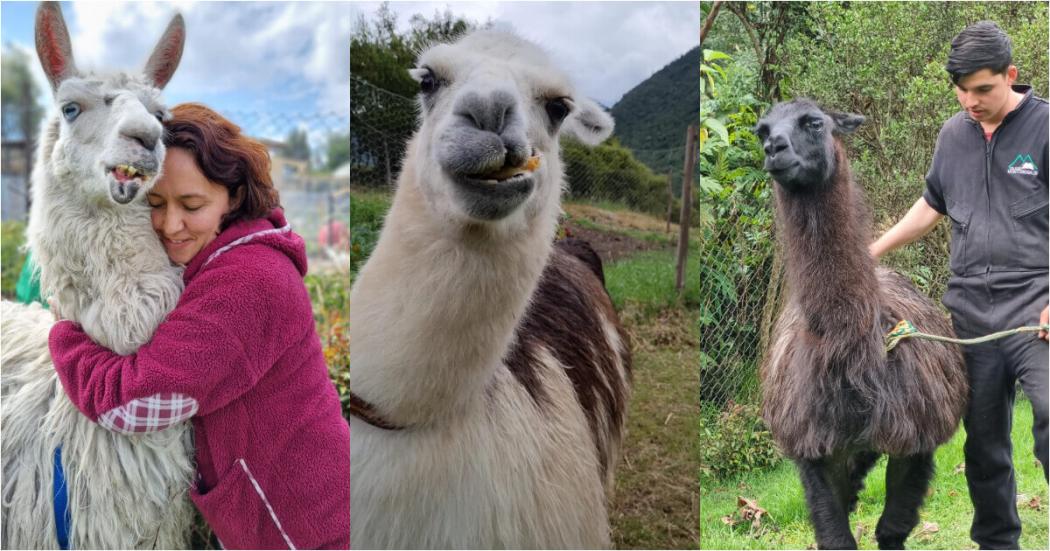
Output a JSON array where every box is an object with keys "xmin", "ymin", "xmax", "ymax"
[
  {"xmin": 1, "ymin": 221, "xmax": 27, "ymax": 299},
  {"xmin": 700, "ymin": 402, "xmax": 781, "ymax": 480},
  {"xmin": 697, "ymin": 48, "xmax": 776, "ymax": 406},
  {"xmin": 562, "ymin": 136, "xmax": 680, "ymax": 220}
]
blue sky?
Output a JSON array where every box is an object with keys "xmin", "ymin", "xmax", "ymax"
[{"xmin": 1, "ymin": 1, "xmax": 349, "ymax": 146}]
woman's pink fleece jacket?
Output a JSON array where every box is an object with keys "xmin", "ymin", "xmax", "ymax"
[{"xmin": 49, "ymin": 209, "xmax": 350, "ymax": 549}]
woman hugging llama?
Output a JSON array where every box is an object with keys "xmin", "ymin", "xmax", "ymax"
[{"xmin": 47, "ymin": 103, "xmax": 349, "ymax": 549}]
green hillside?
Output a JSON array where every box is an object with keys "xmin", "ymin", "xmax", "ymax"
[{"xmin": 611, "ymin": 45, "xmax": 700, "ymax": 178}]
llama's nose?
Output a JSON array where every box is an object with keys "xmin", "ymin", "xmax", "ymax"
[
  {"xmin": 764, "ymin": 134, "xmax": 789, "ymax": 157},
  {"xmin": 457, "ymin": 89, "xmax": 517, "ymax": 135},
  {"xmin": 122, "ymin": 125, "xmax": 160, "ymax": 152}
]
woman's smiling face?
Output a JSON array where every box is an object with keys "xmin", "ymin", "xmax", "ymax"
[{"xmin": 148, "ymin": 147, "xmax": 231, "ymax": 265}]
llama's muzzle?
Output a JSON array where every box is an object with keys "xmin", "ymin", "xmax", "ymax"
[{"xmin": 470, "ymin": 154, "xmax": 542, "ymax": 183}]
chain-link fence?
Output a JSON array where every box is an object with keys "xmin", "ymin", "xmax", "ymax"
[
  {"xmin": 695, "ymin": 191, "xmax": 779, "ymax": 412},
  {"xmin": 0, "ymin": 108, "xmax": 350, "ymax": 271}
]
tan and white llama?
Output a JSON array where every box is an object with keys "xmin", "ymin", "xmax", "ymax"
[{"xmin": 348, "ymin": 30, "xmax": 633, "ymax": 548}]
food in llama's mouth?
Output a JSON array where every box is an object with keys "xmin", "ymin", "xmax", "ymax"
[
  {"xmin": 110, "ymin": 163, "xmax": 152, "ymax": 183},
  {"xmin": 471, "ymin": 153, "xmax": 542, "ymax": 184}
]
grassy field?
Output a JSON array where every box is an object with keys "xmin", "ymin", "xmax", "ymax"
[
  {"xmin": 701, "ymin": 400, "xmax": 1049, "ymax": 549},
  {"xmin": 563, "ymin": 204, "xmax": 702, "ymax": 549}
]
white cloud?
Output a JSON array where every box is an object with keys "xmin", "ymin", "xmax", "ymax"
[
  {"xmin": 355, "ymin": 1, "xmax": 700, "ymax": 106},
  {"xmin": 63, "ymin": 1, "xmax": 348, "ymax": 117}
]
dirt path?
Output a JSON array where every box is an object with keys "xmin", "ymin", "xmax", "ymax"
[{"xmin": 562, "ymin": 220, "xmax": 666, "ymax": 264}]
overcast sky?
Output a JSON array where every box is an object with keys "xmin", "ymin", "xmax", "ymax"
[
  {"xmin": 351, "ymin": 2, "xmax": 700, "ymax": 107},
  {"xmin": 1, "ymin": 2, "xmax": 699, "ymax": 141},
  {"xmin": 1, "ymin": 1, "xmax": 349, "ymax": 143}
]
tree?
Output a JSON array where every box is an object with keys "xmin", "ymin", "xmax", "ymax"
[
  {"xmin": 723, "ymin": 2, "xmax": 812, "ymax": 102},
  {"xmin": 285, "ymin": 128, "xmax": 311, "ymax": 163},
  {"xmin": 325, "ymin": 131, "xmax": 350, "ymax": 171},
  {"xmin": 349, "ymin": 3, "xmax": 479, "ymax": 188},
  {"xmin": 1, "ymin": 46, "xmax": 45, "ymax": 211}
]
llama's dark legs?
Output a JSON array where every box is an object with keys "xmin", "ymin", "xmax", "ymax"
[
  {"xmin": 874, "ymin": 453, "xmax": 935, "ymax": 550},
  {"xmin": 844, "ymin": 451, "xmax": 880, "ymax": 513},
  {"xmin": 798, "ymin": 458, "xmax": 857, "ymax": 549}
]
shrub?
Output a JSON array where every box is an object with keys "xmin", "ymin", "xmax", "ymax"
[
  {"xmin": 700, "ymin": 401, "xmax": 781, "ymax": 480},
  {"xmin": 1, "ymin": 221, "xmax": 28, "ymax": 299}
]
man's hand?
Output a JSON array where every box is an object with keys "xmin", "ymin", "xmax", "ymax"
[
  {"xmin": 1039, "ymin": 305, "xmax": 1048, "ymax": 341},
  {"xmin": 870, "ymin": 197, "xmax": 944, "ymax": 259}
]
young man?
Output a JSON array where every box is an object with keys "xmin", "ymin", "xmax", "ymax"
[{"xmin": 870, "ymin": 21, "xmax": 1048, "ymax": 549}]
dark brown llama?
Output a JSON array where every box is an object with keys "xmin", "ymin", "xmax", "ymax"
[{"xmin": 758, "ymin": 99, "xmax": 968, "ymax": 550}]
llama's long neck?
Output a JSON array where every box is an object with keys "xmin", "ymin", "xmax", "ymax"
[
  {"xmin": 774, "ymin": 143, "xmax": 882, "ymax": 347},
  {"xmin": 348, "ymin": 136, "xmax": 561, "ymax": 426},
  {"xmin": 27, "ymin": 127, "xmax": 181, "ymax": 355}
]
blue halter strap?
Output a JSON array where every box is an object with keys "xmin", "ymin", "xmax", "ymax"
[{"xmin": 53, "ymin": 446, "xmax": 71, "ymax": 549}]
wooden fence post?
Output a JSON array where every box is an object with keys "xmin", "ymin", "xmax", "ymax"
[
  {"xmin": 675, "ymin": 125, "xmax": 698, "ymax": 293},
  {"xmin": 665, "ymin": 172, "xmax": 674, "ymax": 234}
]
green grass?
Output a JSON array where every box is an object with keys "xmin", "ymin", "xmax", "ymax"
[
  {"xmin": 605, "ymin": 248, "xmax": 701, "ymax": 549},
  {"xmin": 700, "ymin": 400, "xmax": 1049, "ymax": 549},
  {"xmin": 604, "ymin": 248, "xmax": 701, "ymax": 313}
]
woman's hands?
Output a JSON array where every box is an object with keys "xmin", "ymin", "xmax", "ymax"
[{"xmin": 48, "ymin": 297, "xmax": 65, "ymax": 322}]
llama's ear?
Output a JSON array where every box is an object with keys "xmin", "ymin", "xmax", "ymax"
[
  {"xmin": 143, "ymin": 13, "xmax": 186, "ymax": 90},
  {"xmin": 830, "ymin": 112, "xmax": 865, "ymax": 134},
  {"xmin": 563, "ymin": 98, "xmax": 614, "ymax": 146},
  {"xmin": 35, "ymin": 1, "xmax": 78, "ymax": 93}
]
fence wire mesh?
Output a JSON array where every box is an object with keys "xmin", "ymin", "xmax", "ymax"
[{"xmin": 1, "ymin": 108, "xmax": 350, "ymax": 270}]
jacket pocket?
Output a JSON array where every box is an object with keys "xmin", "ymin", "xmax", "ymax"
[
  {"xmin": 190, "ymin": 459, "xmax": 299, "ymax": 550},
  {"xmin": 1010, "ymin": 191, "xmax": 1049, "ymax": 271},
  {"xmin": 946, "ymin": 201, "xmax": 973, "ymax": 276}
]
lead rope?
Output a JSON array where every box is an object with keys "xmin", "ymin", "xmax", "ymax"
[
  {"xmin": 53, "ymin": 446, "xmax": 71, "ymax": 549},
  {"xmin": 885, "ymin": 319, "xmax": 1050, "ymax": 352}
]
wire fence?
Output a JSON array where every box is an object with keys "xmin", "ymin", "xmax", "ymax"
[
  {"xmin": 0, "ymin": 109, "xmax": 350, "ymax": 271},
  {"xmin": 349, "ymin": 75, "xmax": 690, "ymax": 223},
  {"xmin": 695, "ymin": 197, "xmax": 780, "ymax": 413}
]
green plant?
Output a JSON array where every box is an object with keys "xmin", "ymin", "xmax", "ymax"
[
  {"xmin": 700, "ymin": 402, "xmax": 781, "ymax": 480},
  {"xmin": 306, "ymin": 270, "xmax": 351, "ymax": 418},
  {"xmin": 1, "ymin": 221, "xmax": 28, "ymax": 299}
]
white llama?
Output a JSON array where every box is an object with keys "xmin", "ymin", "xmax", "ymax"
[
  {"xmin": 348, "ymin": 30, "xmax": 632, "ymax": 548},
  {"xmin": 1, "ymin": 3, "xmax": 195, "ymax": 548}
]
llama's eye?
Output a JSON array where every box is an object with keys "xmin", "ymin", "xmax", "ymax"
[
  {"xmin": 154, "ymin": 111, "xmax": 165, "ymax": 122},
  {"xmin": 807, "ymin": 118, "xmax": 824, "ymax": 131},
  {"xmin": 545, "ymin": 98, "xmax": 571, "ymax": 125},
  {"xmin": 62, "ymin": 102, "xmax": 81, "ymax": 122},
  {"xmin": 420, "ymin": 70, "xmax": 439, "ymax": 95}
]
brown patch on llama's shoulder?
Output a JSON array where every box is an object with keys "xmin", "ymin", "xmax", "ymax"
[{"xmin": 504, "ymin": 239, "xmax": 632, "ymax": 478}]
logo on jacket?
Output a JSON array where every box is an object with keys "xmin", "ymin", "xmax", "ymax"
[{"xmin": 1007, "ymin": 154, "xmax": 1038, "ymax": 176}]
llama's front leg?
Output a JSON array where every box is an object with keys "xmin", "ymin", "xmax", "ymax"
[
  {"xmin": 874, "ymin": 453, "xmax": 934, "ymax": 550},
  {"xmin": 798, "ymin": 457, "xmax": 857, "ymax": 549},
  {"xmin": 843, "ymin": 451, "xmax": 880, "ymax": 514}
]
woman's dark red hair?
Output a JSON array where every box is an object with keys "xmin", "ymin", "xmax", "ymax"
[{"xmin": 163, "ymin": 103, "xmax": 280, "ymax": 229}]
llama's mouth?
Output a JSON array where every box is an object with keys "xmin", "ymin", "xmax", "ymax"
[
  {"xmin": 467, "ymin": 154, "xmax": 542, "ymax": 184},
  {"xmin": 106, "ymin": 164, "xmax": 154, "ymax": 204},
  {"xmin": 765, "ymin": 160, "xmax": 800, "ymax": 181},
  {"xmin": 451, "ymin": 171, "xmax": 536, "ymax": 221}
]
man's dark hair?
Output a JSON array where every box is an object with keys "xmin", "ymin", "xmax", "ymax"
[{"xmin": 946, "ymin": 21, "xmax": 1012, "ymax": 85}]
